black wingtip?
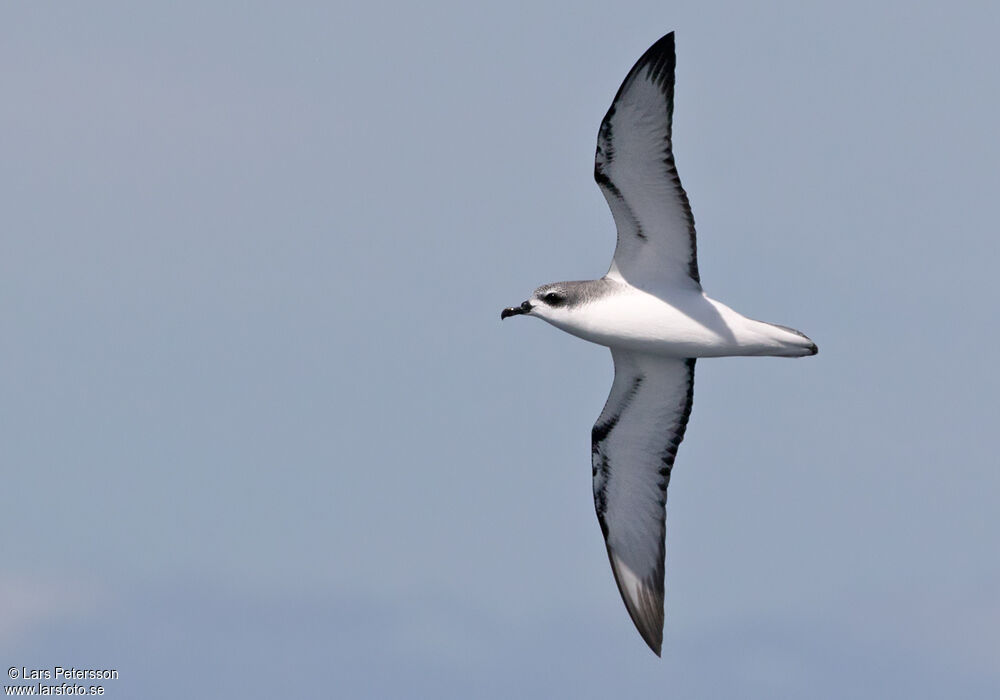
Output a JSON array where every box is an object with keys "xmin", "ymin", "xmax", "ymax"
[
  {"xmin": 643, "ymin": 627, "xmax": 663, "ymax": 656},
  {"xmin": 646, "ymin": 31, "xmax": 674, "ymax": 47},
  {"xmin": 641, "ymin": 625, "xmax": 664, "ymax": 657},
  {"xmin": 641, "ymin": 32, "xmax": 676, "ymax": 63},
  {"xmin": 641, "ymin": 32, "xmax": 676, "ymax": 87}
]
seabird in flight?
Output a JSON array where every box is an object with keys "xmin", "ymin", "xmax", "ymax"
[{"xmin": 501, "ymin": 32, "xmax": 817, "ymax": 655}]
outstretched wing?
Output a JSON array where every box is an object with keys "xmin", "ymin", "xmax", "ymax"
[
  {"xmin": 594, "ymin": 32, "xmax": 700, "ymax": 292},
  {"xmin": 591, "ymin": 349, "xmax": 696, "ymax": 655}
]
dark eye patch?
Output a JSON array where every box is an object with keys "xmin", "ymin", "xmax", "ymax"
[{"xmin": 543, "ymin": 292, "xmax": 565, "ymax": 305}]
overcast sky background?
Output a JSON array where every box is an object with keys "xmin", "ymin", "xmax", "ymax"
[{"xmin": 2, "ymin": 1, "xmax": 999, "ymax": 698}]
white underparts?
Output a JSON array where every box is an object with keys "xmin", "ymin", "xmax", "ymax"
[{"xmin": 531, "ymin": 283, "xmax": 816, "ymax": 358}]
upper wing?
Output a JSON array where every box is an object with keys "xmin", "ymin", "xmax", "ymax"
[
  {"xmin": 591, "ymin": 349, "xmax": 696, "ymax": 655},
  {"xmin": 594, "ymin": 32, "xmax": 700, "ymax": 292}
]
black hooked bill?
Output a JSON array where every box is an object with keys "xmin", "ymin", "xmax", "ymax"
[{"xmin": 500, "ymin": 300, "xmax": 532, "ymax": 320}]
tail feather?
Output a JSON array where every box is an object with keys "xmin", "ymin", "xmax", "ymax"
[{"xmin": 765, "ymin": 322, "xmax": 818, "ymax": 357}]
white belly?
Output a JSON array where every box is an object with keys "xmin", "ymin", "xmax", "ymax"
[{"xmin": 543, "ymin": 286, "xmax": 810, "ymax": 358}]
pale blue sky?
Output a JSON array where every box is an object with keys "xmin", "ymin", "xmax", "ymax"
[{"xmin": 2, "ymin": 2, "xmax": 999, "ymax": 698}]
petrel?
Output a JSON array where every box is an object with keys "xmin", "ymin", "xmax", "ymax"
[{"xmin": 501, "ymin": 32, "xmax": 817, "ymax": 655}]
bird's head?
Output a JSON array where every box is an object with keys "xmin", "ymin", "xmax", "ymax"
[{"xmin": 501, "ymin": 284, "xmax": 574, "ymax": 322}]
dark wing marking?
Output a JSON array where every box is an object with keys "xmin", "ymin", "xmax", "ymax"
[
  {"xmin": 592, "ymin": 350, "xmax": 696, "ymax": 655},
  {"xmin": 594, "ymin": 32, "xmax": 700, "ymax": 291}
]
